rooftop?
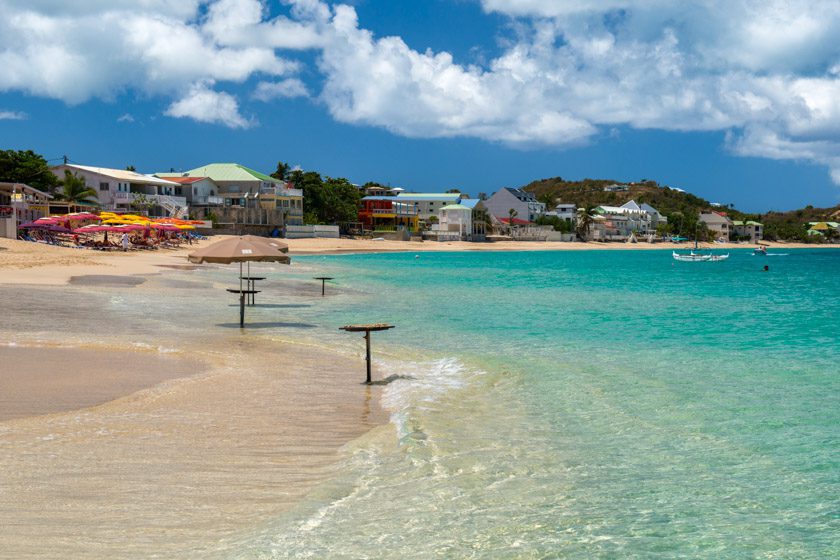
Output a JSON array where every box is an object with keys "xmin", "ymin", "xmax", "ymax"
[
  {"xmin": 395, "ymin": 193, "xmax": 461, "ymax": 201},
  {"xmin": 164, "ymin": 163, "xmax": 284, "ymax": 185},
  {"xmin": 57, "ymin": 164, "xmax": 180, "ymax": 187}
]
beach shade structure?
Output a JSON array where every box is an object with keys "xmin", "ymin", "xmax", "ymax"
[
  {"xmin": 238, "ymin": 235, "xmax": 289, "ymax": 253},
  {"xmin": 339, "ymin": 323, "xmax": 396, "ymax": 384},
  {"xmin": 45, "ymin": 225, "xmax": 73, "ymax": 233},
  {"xmin": 150, "ymin": 223, "xmax": 182, "ymax": 232},
  {"xmin": 187, "ymin": 236, "xmax": 291, "ymax": 327}
]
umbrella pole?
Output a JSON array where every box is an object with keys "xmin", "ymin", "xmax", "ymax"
[
  {"xmin": 248, "ymin": 262, "xmax": 253, "ymax": 305},
  {"xmin": 239, "ymin": 262, "xmax": 245, "ymax": 327},
  {"xmin": 240, "ymin": 292, "xmax": 245, "ymax": 328},
  {"xmin": 364, "ymin": 331, "xmax": 371, "ymax": 384}
]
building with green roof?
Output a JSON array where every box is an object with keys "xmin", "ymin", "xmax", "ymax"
[
  {"xmin": 731, "ymin": 220, "xmax": 763, "ymax": 243},
  {"xmin": 158, "ymin": 163, "xmax": 303, "ymax": 225}
]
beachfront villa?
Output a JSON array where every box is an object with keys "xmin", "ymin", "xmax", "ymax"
[
  {"xmin": 50, "ymin": 164, "xmax": 188, "ymax": 217},
  {"xmin": 588, "ymin": 200, "xmax": 665, "ymax": 240},
  {"xmin": 484, "ymin": 188, "xmax": 546, "ymax": 223},
  {"xmin": 362, "ymin": 184, "xmax": 404, "ymax": 197},
  {"xmin": 732, "ymin": 220, "xmax": 763, "ymax": 243},
  {"xmin": 152, "ymin": 175, "xmax": 223, "ymax": 208},
  {"xmin": 158, "ymin": 163, "xmax": 304, "ymax": 226},
  {"xmin": 0, "ymin": 182, "xmax": 52, "ymax": 238},
  {"xmin": 699, "ymin": 212, "xmax": 733, "ymax": 240},
  {"xmin": 547, "ymin": 203, "xmax": 577, "ymax": 225},
  {"xmin": 158, "ymin": 163, "xmax": 303, "ymax": 225},
  {"xmin": 358, "ymin": 196, "xmax": 420, "ymax": 231},
  {"xmin": 460, "ymin": 198, "xmax": 489, "ymax": 240},
  {"xmin": 432, "ymin": 203, "xmax": 474, "ymax": 241},
  {"xmin": 394, "ymin": 192, "xmax": 462, "ymax": 221}
]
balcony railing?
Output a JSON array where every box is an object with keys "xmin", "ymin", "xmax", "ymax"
[
  {"xmin": 259, "ymin": 187, "xmax": 304, "ymax": 197},
  {"xmin": 370, "ymin": 206, "xmax": 418, "ymax": 215},
  {"xmin": 192, "ymin": 195, "xmax": 224, "ymax": 205},
  {"xmin": 112, "ymin": 192, "xmax": 187, "ymax": 208}
]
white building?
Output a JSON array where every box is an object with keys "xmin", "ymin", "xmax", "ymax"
[
  {"xmin": 699, "ymin": 212, "xmax": 733, "ymax": 240},
  {"xmin": 732, "ymin": 220, "xmax": 763, "ymax": 243},
  {"xmin": 545, "ymin": 203, "xmax": 577, "ymax": 225},
  {"xmin": 394, "ymin": 192, "xmax": 462, "ymax": 221},
  {"xmin": 588, "ymin": 200, "xmax": 666, "ymax": 240},
  {"xmin": 51, "ymin": 164, "xmax": 186, "ymax": 217},
  {"xmin": 434, "ymin": 203, "xmax": 473, "ymax": 241},
  {"xmin": 0, "ymin": 182, "xmax": 52, "ymax": 238},
  {"xmin": 153, "ymin": 175, "xmax": 223, "ymax": 207},
  {"xmin": 483, "ymin": 188, "xmax": 546, "ymax": 223}
]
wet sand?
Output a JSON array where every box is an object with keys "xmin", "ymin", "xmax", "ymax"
[
  {"xmin": 0, "ymin": 339, "xmax": 390, "ymax": 559},
  {"xmin": 0, "ymin": 346, "xmax": 205, "ymax": 421}
]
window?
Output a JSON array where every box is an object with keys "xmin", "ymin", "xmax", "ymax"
[{"xmin": 99, "ymin": 182, "xmax": 109, "ymax": 191}]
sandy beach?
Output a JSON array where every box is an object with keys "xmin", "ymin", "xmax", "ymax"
[
  {"xmin": 0, "ymin": 242, "xmax": 392, "ymax": 558},
  {"xmin": 0, "ymin": 337, "xmax": 389, "ymax": 558},
  {"xmin": 1, "ymin": 235, "xmax": 837, "ymax": 557},
  {"xmin": 2, "ymin": 236, "xmax": 836, "ymax": 284}
]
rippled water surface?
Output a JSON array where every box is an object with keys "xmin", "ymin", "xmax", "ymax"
[
  {"xmin": 253, "ymin": 248, "xmax": 840, "ymax": 558},
  {"xmin": 2, "ymin": 249, "xmax": 838, "ymax": 559}
]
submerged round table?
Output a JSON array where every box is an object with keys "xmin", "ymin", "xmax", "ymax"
[
  {"xmin": 339, "ymin": 323, "xmax": 395, "ymax": 383},
  {"xmin": 239, "ymin": 276, "xmax": 266, "ymax": 305},
  {"xmin": 314, "ymin": 277, "xmax": 335, "ymax": 296},
  {"xmin": 227, "ymin": 288, "xmax": 261, "ymax": 327}
]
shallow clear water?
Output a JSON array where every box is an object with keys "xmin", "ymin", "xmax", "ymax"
[
  {"xmin": 2, "ymin": 249, "xmax": 838, "ymax": 558},
  {"xmin": 246, "ymin": 249, "xmax": 839, "ymax": 558}
]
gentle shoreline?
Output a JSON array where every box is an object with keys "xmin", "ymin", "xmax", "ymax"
[
  {"xmin": 0, "ymin": 336, "xmax": 391, "ymax": 558},
  {"xmin": 0, "ymin": 258, "xmax": 393, "ymax": 557},
  {"xmin": 2, "ymin": 236, "xmax": 837, "ymax": 285}
]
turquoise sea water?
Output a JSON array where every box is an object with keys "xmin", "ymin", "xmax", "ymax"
[
  {"xmin": 243, "ymin": 249, "xmax": 839, "ymax": 558},
  {"xmin": 4, "ymin": 248, "xmax": 836, "ymax": 558}
]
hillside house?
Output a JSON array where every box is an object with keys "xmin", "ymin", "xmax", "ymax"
[{"xmin": 484, "ymin": 188, "xmax": 546, "ymax": 223}]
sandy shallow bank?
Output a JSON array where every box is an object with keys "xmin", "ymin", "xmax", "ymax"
[
  {"xmin": 0, "ymin": 337, "xmax": 390, "ymax": 558},
  {"xmin": 0, "ymin": 345, "xmax": 206, "ymax": 421}
]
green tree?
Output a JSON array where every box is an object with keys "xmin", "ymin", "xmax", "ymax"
[
  {"xmin": 288, "ymin": 169, "xmax": 361, "ymax": 224},
  {"xmin": 125, "ymin": 165, "xmax": 136, "ymax": 172},
  {"xmin": 57, "ymin": 170, "xmax": 98, "ymax": 203},
  {"xmin": 507, "ymin": 208, "xmax": 518, "ymax": 232},
  {"xmin": 576, "ymin": 205, "xmax": 595, "ymax": 240},
  {"xmin": 446, "ymin": 188, "xmax": 461, "ymax": 193},
  {"xmin": 537, "ymin": 192, "xmax": 556, "ymax": 209},
  {"xmin": 271, "ymin": 161, "xmax": 291, "ymax": 181},
  {"xmin": 0, "ymin": 149, "xmax": 59, "ymax": 194},
  {"xmin": 321, "ymin": 177, "xmax": 362, "ymax": 223}
]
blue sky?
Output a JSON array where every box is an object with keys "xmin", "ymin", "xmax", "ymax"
[{"xmin": 1, "ymin": 0, "xmax": 839, "ymax": 212}]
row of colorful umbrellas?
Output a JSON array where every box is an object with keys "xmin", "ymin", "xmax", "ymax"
[{"xmin": 22, "ymin": 212, "xmax": 203, "ymax": 233}]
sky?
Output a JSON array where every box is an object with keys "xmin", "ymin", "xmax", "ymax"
[{"xmin": 1, "ymin": 0, "xmax": 839, "ymax": 212}]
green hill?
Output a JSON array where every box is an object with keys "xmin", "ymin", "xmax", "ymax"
[{"xmin": 521, "ymin": 177, "xmax": 840, "ymax": 241}]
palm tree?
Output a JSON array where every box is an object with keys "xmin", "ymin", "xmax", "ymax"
[
  {"xmin": 507, "ymin": 208, "xmax": 518, "ymax": 234},
  {"xmin": 57, "ymin": 170, "xmax": 98, "ymax": 204},
  {"xmin": 576, "ymin": 205, "xmax": 595, "ymax": 240}
]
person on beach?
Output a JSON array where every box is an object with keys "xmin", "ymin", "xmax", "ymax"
[{"xmin": 121, "ymin": 232, "xmax": 129, "ymax": 252}]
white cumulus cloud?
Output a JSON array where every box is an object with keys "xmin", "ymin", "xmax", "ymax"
[
  {"xmin": 0, "ymin": 110, "xmax": 27, "ymax": 120},
  {"xmin": 165, "ymin": 83, "xmax": 252, "ymax": 129},
  {"xmin": 1, "ymin": 0, "xmax": 840, "ymax": 185},
  {"xmin": 253, "ymin": 78, "xmax": 309, "ymax": 101}
]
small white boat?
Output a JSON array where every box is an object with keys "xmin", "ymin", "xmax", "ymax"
[
  {"xmin": 672, "ymin": 226, "xmax": 728, "ymax": 262},
  {"xmin": 673, "ymin": 251, "xmax": 712, "ymax": 262}
]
